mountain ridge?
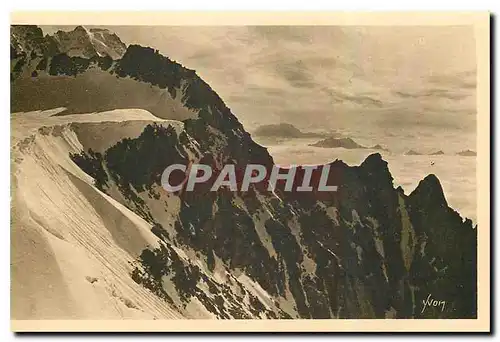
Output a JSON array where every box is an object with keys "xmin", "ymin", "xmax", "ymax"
[
  {"xmin": 252, "ymin": 123, "xmax": 330, "ymax": 139},
  {"xmin": 11, "ymin": 25, "xmax": 126, "ymax": 60}
]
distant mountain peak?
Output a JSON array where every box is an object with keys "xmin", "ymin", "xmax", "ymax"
[
  {"xmin": 370, "ymin": 144, "xmax": 389, "ymax": 152},
  {"xmin": 73, "ymin": 25, "xmax": 87, "ymax": 32},
  {"xmin": 405, "ymin": 149, "xmax": 422, "ymax": 156},
  {"xmin": 53, "ymin": 25, "xmax": 127, "ymax": 59},
  {"xmin": 252, "ymin": 123, "xmax": 328, "ymax": 139},
  {"xmin": 11, "ymin": 24, "xmax": 127, "ymax": 60},
  {"xmin": 309, "ymin": 136, "xmax": 365, "ymax": 149},
  {"xmin": 457, "ymin": 149, "xmax": 476, "ymax": 156}
]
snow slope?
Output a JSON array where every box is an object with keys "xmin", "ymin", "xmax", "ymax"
[
  {"xmin": 11, "ymin": 108, "xmax": 292, "ymax": 320},
  {"xmin": 11, "ymin": 109, "xmax": 185, "ymax": 319}
]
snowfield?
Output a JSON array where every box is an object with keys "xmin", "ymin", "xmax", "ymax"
[
  {"xmin": 11, "ymin": 107, "xmax": 295, "ymax": 320},
  {"xmin": 11, "ymin": 108, "xmax": 186, "ymax": 319}
]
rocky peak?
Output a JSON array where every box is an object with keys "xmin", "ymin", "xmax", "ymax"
[
  {"xmin": 53, "ymin": 25, "xmax": 127, "ymax": 59},
  {"xmin": 11, "ymin": 25, "xmax": 59, "ymax": 57},
  {"xmin": 409, "ymin": 173, "xmax": 447, "ymax": 208},
  {"xmin": 359, "ymin": 152, "xmax": 394, "ymax": 186},
  {"xmin": 11, "ymin": 24, "xmax": 127, "ymax": 60},
  {"xmin": 74, "ymin": 25, "xmax": 87, "ymax": 33}
]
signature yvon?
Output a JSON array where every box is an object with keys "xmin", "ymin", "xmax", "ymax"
[{"xmin": 421, "ymin": 294, "xmax": 446, "ymax": 313}]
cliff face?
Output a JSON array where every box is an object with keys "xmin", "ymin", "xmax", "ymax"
[{"xmin": 11, "ymin": 25, "xmax": 477, "ymax": 319}]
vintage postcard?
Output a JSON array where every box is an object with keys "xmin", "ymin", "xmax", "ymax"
[{"xmin": 10, "ymin": 12, "xmax": 490, "ymax": 332}]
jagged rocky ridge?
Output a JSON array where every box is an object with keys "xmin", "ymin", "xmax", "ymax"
[
  {"xmin": 11, "ymin": 25, "xmax": 477, "ymax": 319},
  {"xmin": 11, "ymin": 25, "xmax": 126, "ymax": 61}
]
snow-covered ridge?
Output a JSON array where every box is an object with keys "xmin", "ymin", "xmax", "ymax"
[
  {"xmin": 11, "ymin": 108, "xmax": 288, "ymax": 319},
  {"xmin": 11, "ymin": 109, "xmax": 182, "ymax": 319},
  {"xmin": 53, "ymin": 26, "xmax": 127, "ymax": 60},
  {"xmin": 11, "ymin": 25, "xmax": 127, "ymax": 60}
]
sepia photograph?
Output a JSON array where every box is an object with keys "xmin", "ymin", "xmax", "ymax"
[{"xmin": 9, "ymin": 12, "xmax": 490, "ymax": 332}]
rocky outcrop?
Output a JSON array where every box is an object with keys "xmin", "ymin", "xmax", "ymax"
[
  {"xmin": 253, "ymin": 123, "xmax": 328, "ymax": 139},
  {"xmin": 457, "ymin": 150, "xmax": 477, "ymax": 156},
  {"xmin": 407, "ymin": 175, "xmax": 477, "ymax": 318},
  {"xmin": 370, "ymin": 144, "xmax": 389, "ymax": 152},
  {"xmin": 405, "ymin": 149, "xmax": 423, "ymax": 156},
  {"xmin": 310, "ymin": 137, "xmax": 365, "ymax": 149},
  {"xmin": 11, "ymin": 25, "xmax": 126, "ymax": 60},
  {"xmin": 53, "ymin": 26, "xmax": 126, "ymax": 60},
  {"xmin": 11, "ymin": 25, "xmax": 60, "ymax": 58}
]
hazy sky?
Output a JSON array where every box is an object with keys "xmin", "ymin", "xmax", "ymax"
[{"xmin": 43, "ymin": 25, "xmax": 477, "ymax": 135}]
